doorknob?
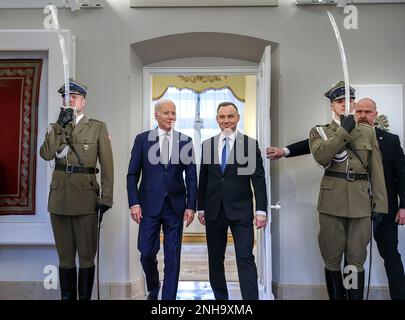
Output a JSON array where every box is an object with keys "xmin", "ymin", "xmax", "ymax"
[{"xmin": 270, "ymin": 202, "xmax": 281, "ymax": 210}]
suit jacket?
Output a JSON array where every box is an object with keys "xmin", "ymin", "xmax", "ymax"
[
  {"xmin": 309, "ymin": 121, "xmax": 388, "ymax": 218},
  {"xmin": 375, "ymin": 128, "xmax": 405, "ymax": 216},
  {"xmin": 40, "ymin": 116, "xmax": 114, "ymax": 215},
  {"xmin": 286, "ymin": 127, "xmax": 405, "ymax": 216},
  {"xmin": 197, "ymin": 132, "xmax": 267, "ymax": 221},
  {"xmin": 126, "ymin": 129, "xmax": 197, "ymax": 217}
]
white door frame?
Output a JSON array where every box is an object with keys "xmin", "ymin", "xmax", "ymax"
[{"xmin": 255, "ymin": 46, "xmax": 274, "ymax": 300}]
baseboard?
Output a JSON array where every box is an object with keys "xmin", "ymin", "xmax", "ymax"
[
  {"xmin": 0, "ymin": 279, "xmax": 390, "ymax": 300},
  {"xmin": 272, "ymin": 282, "xmax": 391, "ymax": 300},
  {"xmin": 0, "ymin": 278, "xmax": 145, "ymax": 300}
]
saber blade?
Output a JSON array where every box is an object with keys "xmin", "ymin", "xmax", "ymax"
[
  {"xmin": 45, "ymin": 5, "xmax": 70, "ymax": 108},
  {"xmin": 327, "ymin": 11, "xmax": 351, "ymax": 115}
]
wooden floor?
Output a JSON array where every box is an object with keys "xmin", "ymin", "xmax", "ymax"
[
  {"xmin": 157, "ymin": 244, "xmax": 239, "ymax": 282},
  {"xmin": 156, "ymin": 243, "xmax": 242, "ymax": 300},
  {"xmin": 176, "ymin": 281, "xmax": 242, "ymax": 300}
]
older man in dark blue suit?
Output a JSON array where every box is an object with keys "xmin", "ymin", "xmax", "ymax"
[{"xmin": 127, "ymin": 99, "xmax": 197, "ymax": 300}]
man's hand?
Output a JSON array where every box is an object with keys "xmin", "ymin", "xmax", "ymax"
[
  {"xmin": 340, "ymin": 114, "xmax": 356, "ymax": 133},
  {"xmin": 198, "ymin": 211, "xmax": 206, "ymax": 226},
  {"xmin": 372, "ymin": 212, "xmax": 384, "ymax": 233},
  {"xmin": 184, "ymin": 209, "xmax": 195, "ymax": 227},
  {"xmin": 266, "ymin": 147, "xmax": 286, "ymax": 160},
  {"xmin": 130, "ymin": 205, "xmax": 142, "ymax": 224},
  {"xmin": 395, "ymin": 208, "xmax": 405, "ymax": 225},
  {"xmin": 57, "ymin": 107, "xmax": 74, "ymax": 128},
  {"xmin": 96, "ymin": 202, "xmax": 110, "ymax": 215},
  {"xmin": 254, "ymin": 214, "xmax": 267, "ymax": 229}
]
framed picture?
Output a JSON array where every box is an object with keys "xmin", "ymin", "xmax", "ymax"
[
  {"xmin": 0, "ymin": 59, "xmax": 42, "ymax": 216},
  {"xmin": 131, "ymin": 0, "xmax": 277, "ymax": 7}
]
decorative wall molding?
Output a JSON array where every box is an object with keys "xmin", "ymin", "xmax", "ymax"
[{"xmin": 131, "ymin": 0, "xmax": 277, "ymax": 7}]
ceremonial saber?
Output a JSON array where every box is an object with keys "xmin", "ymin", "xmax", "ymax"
[
  {"xmin": 327, "ymin": 11, "xmax": 351, "ymax": 115},
  {"xmin": 328, "ymin": 11, "xmax": 373, "ymax": 300},
  {"xmin": 45, "ymin": 5, "xmax": 70, "ymax": 107}
]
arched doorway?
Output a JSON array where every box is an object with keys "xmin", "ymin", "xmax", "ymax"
[{"xmin": 129, "ymin": 32, "xmax": 279, "ymax": 300}]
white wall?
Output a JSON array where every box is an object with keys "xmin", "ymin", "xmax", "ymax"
[{"xmin": 0, "ymin": 0, "xmax": 404, "ymax": 292}]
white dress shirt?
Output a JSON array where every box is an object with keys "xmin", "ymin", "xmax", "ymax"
[{"xmin": 218, "ymin": 130, "xmax": 237, "ymax": 165}]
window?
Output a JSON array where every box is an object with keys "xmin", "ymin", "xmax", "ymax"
[{"xmin": 152, "ymin": 86, "xmax": 244, "ymax": 161}]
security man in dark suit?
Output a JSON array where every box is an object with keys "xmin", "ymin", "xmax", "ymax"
[
  {"xmin": 267, "ymin": 97, "xmax": 405, "ymax": 300},
  {"xmin": 197, "ymin": 102, "xmax": 267, "ymax": 300},
  {"xmin": 40, "ymin": 79, "xmax": 114, "ymax": 300}
]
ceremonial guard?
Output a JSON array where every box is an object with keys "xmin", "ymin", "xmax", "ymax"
[
  {"xmin": 309, "ymin": 81, "xmax": 388, "ymax": 300},
  {"xmin": 40, "ymin": 79, "xmax": 114, "ymax": 300}
]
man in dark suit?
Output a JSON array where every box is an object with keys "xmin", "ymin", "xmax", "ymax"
[
  {"xmin": 267, "ymin": 98, "xmax": 405, "ymax": 300},
  {"xmin": 197, "ymin": 102, "xmax": 268, "ymax": 300},
  {"xmin": 127, "ymin": 99, "xmax": 197, "ymax": 300}
]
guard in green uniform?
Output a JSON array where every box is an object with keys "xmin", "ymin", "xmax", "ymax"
[
  {"xmin": 309, "ymin": 81, "xmax": 388, "ymax": 300},
  {"xmin": 40, "ymin": 79, "xmax": 114, "ymax": 300}
]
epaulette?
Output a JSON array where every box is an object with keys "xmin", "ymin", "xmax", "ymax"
[
  {"xmin": 89, "ymin": 119, "xmax": 105, "ymax": 126},
  {"xmin": 357, "ymin": 122, "xmax": 374, "ymax": 130},
  {"xmin": 357, "ymin": 122, "xmax": 373, "ymax": 129}
]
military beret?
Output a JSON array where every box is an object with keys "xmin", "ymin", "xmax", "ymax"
[
  {"xmin": 57, "ymin": 78, "xmax": 88, "ymax": 97},
  {"xmin": 324, "ymin": 81, "xmax": 355, "ymax": 102}
]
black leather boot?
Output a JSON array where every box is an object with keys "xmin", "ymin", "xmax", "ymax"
[
  {"xmin": 78, "ymin": 266, "xmax": 95, "ymax": 300},
  {"xmin": 59, "ymin": 267, "xmax": 77, "ymax": 300},
  {"xmin": 347, "ymin": 270, "xmax": 365, "ymax": 300},
  {"xmin": 325, "ymin": 269, "xmax": 347, "ymax": 300}
]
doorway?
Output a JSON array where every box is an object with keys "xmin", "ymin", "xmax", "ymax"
[
  {"xmin": 129, "ymin": 32, "xmax": 275, "ymax": 300},
  {"xmin": 148, "ymin": 74, "xmax": 257, "ymax": 234},
  {"xmin": 142, "ymin": 49, "xmax": 273, "ymax": 299}
]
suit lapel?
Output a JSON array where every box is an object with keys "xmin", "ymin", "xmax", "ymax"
[
  {"xmin": 169, "ymin": 130, "xmax": 180, "ymax": 167},
  {"xmin": 146, "ymin": 129, "xmax": 161, "ymax": 166},
  {"xmin": 375, "ymin": 127, "xmax": 385, "ymax": 151},
  {"xmin": 213, "ymin": 135, "xmax": 222, "ymax": 176}
]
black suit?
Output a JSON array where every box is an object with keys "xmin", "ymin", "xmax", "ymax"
[
  {"xmin": 198, "ymin": 132, "xmax": 267, "ymax": 300},
  {"xmin": 284, "ymin": 127, "xmax": 405, "ymax": 299}
]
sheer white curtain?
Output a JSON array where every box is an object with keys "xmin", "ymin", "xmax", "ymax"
[{"xmin": 152, "ymin": 86, "xmax": 245, "ymax": 163}]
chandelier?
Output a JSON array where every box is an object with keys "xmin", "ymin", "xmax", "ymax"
[{"xmin": 178, "ymin": 75, "xmax": 228, "ymax": 83}]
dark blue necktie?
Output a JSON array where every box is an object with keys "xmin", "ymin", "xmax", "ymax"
[{"xmin": 221, "ymin": 137, "xmax": 229, "ymax": 174}]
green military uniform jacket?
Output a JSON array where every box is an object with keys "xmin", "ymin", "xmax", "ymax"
[
  {"xmin": 40, "ymin": 116, "xmax": 114, "ymax": 216},
  {"xmin": 309, "ymin": 120, "xmax": 388, "ymax": 218}
]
